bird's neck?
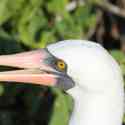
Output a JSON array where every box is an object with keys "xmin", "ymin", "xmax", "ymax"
[{"xmin": 67, "ymin": 86, "xmax": 123, "ymax": 125}]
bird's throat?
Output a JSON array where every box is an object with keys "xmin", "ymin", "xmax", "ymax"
[{"xmin": 67, "ymin": 86, "xmax": 123, "ymax": 125}]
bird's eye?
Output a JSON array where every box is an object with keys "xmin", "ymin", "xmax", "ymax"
[{"xmin": 56, "ymin": 60, "xmax": 66, "ymax": 71}]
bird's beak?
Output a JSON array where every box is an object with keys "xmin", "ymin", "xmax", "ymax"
[{"xmin": 0, "ymin": 49, "xmax": 74, "ymax": 90}]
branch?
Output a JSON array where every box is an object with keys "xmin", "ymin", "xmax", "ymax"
[
  {"xmin": 95, "ymin": 1, "xmax": 125, "ymax": 18},
  {"xmin": 86, "ymin": 11, "xmax": 104, "ymax": 41}
]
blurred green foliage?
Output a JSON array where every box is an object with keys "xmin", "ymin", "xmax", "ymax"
[
  {"xmin": 110, "ymin": 50, "xmax": 125, "ymax": 76},
  {"xmin": 0, "ymin": 0, "xmax": 96, "ymax": 48}
]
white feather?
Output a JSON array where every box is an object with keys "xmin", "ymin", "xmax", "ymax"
[{"xmin": 47, "ymin": 40, "xmax": 124, "ymax": 125}]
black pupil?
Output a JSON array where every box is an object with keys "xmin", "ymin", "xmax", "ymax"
[{"xmin": 60, "ymin": 63, "xmax": 63, "ymax": 66}]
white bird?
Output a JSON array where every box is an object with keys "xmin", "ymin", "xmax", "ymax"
[{"xmin": 0, "ymin": 40, "xmax": 124, "ymax": 125}]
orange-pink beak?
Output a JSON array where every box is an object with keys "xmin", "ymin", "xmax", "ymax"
[{"xmin": 0, "ymin": 49, "xmax": 74, "ymax": 90}]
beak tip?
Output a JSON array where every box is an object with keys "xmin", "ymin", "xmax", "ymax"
[{"xmin": 56, "ymin": 75, "xmax": 75, "ymax": 91}]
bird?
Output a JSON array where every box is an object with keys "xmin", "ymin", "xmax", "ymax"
[{"xmin": 0, "ymin": 40, "xmax": 123, "ymax": 125}]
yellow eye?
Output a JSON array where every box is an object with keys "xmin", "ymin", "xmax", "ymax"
[{"xmin": 56, "ymin": 60, "xmax": 66, "ymax": 71}]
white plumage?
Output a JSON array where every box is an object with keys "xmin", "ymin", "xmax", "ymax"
[{"xmin": 47, "ymin": 40, "xmax": 124, "ymax": 125}]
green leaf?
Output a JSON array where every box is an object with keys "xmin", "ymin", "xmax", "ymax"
[
  {"xmin": 110, "ymin": 50, "xmax": 125, "ymax": 75},
  {"xmin": 0, "ymin": 84, "xmax": 4, "ymax": 96},
  {"xmin": 47, "ymin": 0, "xmax": 69, "ymax": 16},
  {"xmin": 49, "ymin": 89, "xmax": 73, "ymax": 125}
]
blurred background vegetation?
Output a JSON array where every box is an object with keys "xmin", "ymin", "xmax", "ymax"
[{"xmin": 0, "ymin": 0, "xmax": 125, "ymax": 125}]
